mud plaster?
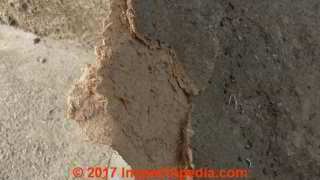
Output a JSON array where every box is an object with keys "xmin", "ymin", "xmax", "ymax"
[{"xmin": 67, "ymin": 0, "xmax": 198, "ymax": 172}]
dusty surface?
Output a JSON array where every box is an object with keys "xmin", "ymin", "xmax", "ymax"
[
  {"xmin": 67, "ymin": 0, "xmax": 196, "ymax": 170},
  {"xmin": 68, "ymin": 0, "xmax": 320, "ymax": 179},
  {"xmin": 2, "ymin": 0, "xmax": 320, "ymax": 180},
  {"xmin": 190, "ymin": 1, "xmax": 320, "ymax": 180},
  {"xmin": 0, "ymin": 25, "xmax": 130, "ymax": 180},
  {"xmin": 0, "ymin": 0, "xmax": 110, "ymax": 47},
  {"xmin": 126, "ymin": 1, "xmax": 320, "ymax": 179}
]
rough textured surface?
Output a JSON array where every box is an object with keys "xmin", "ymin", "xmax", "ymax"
[
  {"xmin": 190, "ymin": 1, "xmax": 320, "ymax": 180},
  {"xmin": 125, "ymin": 1, "xmax": 320, "ymax": 179},
  {"xmin": 68, "ymin": 0, "xmax": 320, "ymax": 179},
  {"xmin": 68, "ymin": 0, "xmax": 196, "ymax": 170},
  {"xmin": 3, "ymin": 0, "xmax": 320, "ymax": 179},
  {"xmin": 0, "ymin": 0, "xmax": 110, "ymax": 47},
  {"xmin": 0, "ymin": 25, "xmax": 130, "ymax": 180},
  {"xmin": 128, "ymin": 0, "xmax": 220, "ymax": 90}
]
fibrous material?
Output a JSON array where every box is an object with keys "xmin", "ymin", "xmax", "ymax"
[{"xmin": 67, "ymin": 0, "xmax": 198, "ymax": 171}]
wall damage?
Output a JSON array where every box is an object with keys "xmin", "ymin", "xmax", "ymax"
[{"xmin": 67, "ymin": 0, "xmax": 198, "ymax": 171}]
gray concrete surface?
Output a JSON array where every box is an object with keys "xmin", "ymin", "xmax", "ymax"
[
  {"xmin": 0, "ymin": 0, "xmax": 110, "ymax": 47},
  {"xmin": 0, "ymin": 25, "xmax": 130, "ymax": 180}
]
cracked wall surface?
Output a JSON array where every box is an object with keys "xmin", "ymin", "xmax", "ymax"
[
  {"xmin": 4, "ymin": 0, "xmax": 320, "ymax": 179},
  {"xmin": 124, "ymin": 1, "xmax": 320, "ymax": 179},
  {"xmin": 67, "ymin": 0, "xmax": 196, "ymax": 170},
  {"xmin": 67, "ymin": 0, "xmax": 320, "ymax": 179}
]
